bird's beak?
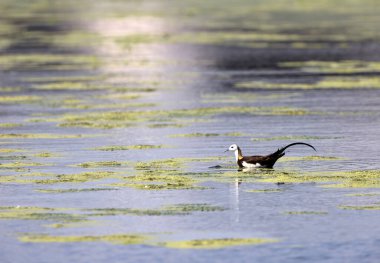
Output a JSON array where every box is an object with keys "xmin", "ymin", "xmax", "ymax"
[{"xmin": 224, "ymin": 149, "xmax": 229, "ymax": 153}]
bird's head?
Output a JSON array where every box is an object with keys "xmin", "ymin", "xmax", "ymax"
[{"xmin": 225, "ymin": 144, "xmax": 238, "ymax": 152}]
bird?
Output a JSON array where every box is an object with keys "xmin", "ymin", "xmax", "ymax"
[{"xmin": 225, "ymin": 142, "xmax": 316, "ymax": 169}]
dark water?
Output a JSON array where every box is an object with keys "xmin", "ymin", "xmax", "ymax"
[{"xmin": 1, "ymin": 1, "xmax": 380, "ymax": 262}]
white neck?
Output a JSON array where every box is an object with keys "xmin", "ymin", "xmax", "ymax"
[{"xmin": 234, "ymin": 150, "xmax": 239, "ymax": 162}]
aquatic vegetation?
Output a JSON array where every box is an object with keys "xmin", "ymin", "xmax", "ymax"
[
  {"xmin": 87, "ymin": 203, "xmax": 224, "ymax": 216},
  {"xmin": 0, "ymin": 95, "xmax": 41, "ymax": 104},
  {"xmin": 36, "ymin": 188, "xmax": 117, "ymax": 194},
  {"xmin": 159, "ymin": 237, "xmax": 278, "ymax": 249},
  {"xmin": 33, "ymin": 152, "xmax": 58, "ymax": 158},
  {"xmin": 236, "ymin": 76, "xmax": 380, "ymax": 90},
  {"xmin": 54, "ymin": 106, "xmax": 313, "ymax": 129},
  {"xmin": 93, "ymin": 145, "xmax": 165, "ymax": 151},
  {"xmin": 0, "ymin": 87, "xmax": 22, "ymax": 92},
  {"xmin": 170, "ymin": 133, "xmax": 220, "ymax": 138},
  {"xmin": 256, "ymin": 170, "xmax": 380, "ymax": 189},
  {"xmin": 19, "ymin": 233, "xmax": 148, "ymax": 245},
  {"xmin": 323, "ymin": 170, "xmax": 380, "ymax": 188},
  {"xmin": 0, "ymin": 206, "xmax": 85, "ymax": 222},
  {"xmin": 279, "ymin": 60, "xmax": 380, "ymax": 74},
  {"xmin": 339, "ymin": 205, "xmax": 380, "ymax": 210},
  {"xmin": 0, "ymin": 133, "xmax": 90, "ymax": 139},
  {"xmin": 75, "ymin": 161, "xmax": 124, "ymax": 168},
  {"xmin": 147, "ymin": 123, "xmax": 185, "ymax": 128},
  {"xmin": 135, "ymin": 159, "xmax": 184, "ymax": 170},
  {"xmin": 283, "ymin": 211, "xmax": 328, "ymax": 215},
  {"xmin": 0, "ymin": 148, "xmax": 23, "ymax": 153},
  {"xmin": 0, "ymin": 162, "xmax": 46, "ymax": 169},
  {"xmin": 0, "ymin": 54, "xmax": 101, "ymax": 71},
  {"xmin": 170, "ymin": 132, "xmax": 245, "ymax": 138},
  {"xmin": 0, "ymin": 123, "xmax": 23, "ymax": 128},
  {"xmin": 112, "ymin": 174, "xmax": 202, "ymax": 190},
  {"xmin": 35, "ymin": 171, "xmax": 118, "ymax": 184}
]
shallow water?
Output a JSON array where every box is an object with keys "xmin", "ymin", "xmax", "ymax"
[{"xmin": 1, "ymin": 1, "xmax": 380, "ymax": 262}]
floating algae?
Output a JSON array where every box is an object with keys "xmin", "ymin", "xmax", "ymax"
[
  {"xmin": 170, "ymin": 132, "xmax": 246, "ymax": 138},
  {"xmin": 111, "ymin": 173, "xmax": 203, "ymax": 190},
  {"xmin": 86, "ymin": 203, "xmax": 225, "ymax": 216},
  {"xmin": 0, "ymin": 54, "xmax": 101, "ymax": 71},
  {"xmin": 36, "ymin": 188, "xmax": 117, "ymax": 194},
  {"xmin": 159, "ymin": 237, "xmax": 278, "ymax": 249},
  {"xmin": 279, "ymin": 60, "xmax": 380, "ymax": 74},
  {"xmin": 0, "ymin": 133, "xmax": 91, "ymax": 139},
  {"xmin": 283, "ymin": 211, "xmax": 328, "ymax": 215},
  {"xmin": 0, "ymin": 162, "xmax": 47, "ymax": 169},
  {"xmin": 19, "ymin": 233, "xmax": 148, "ymax": 245},
  {"xmin": 35, "ymin": 171, "xmax": 119, "ymax": 184},
  {"xmin": 255, "ymin": 170, "xmax": 380, "ymax": 189},
  {"xmin": 55, "ymin": 106, "xmax": 314, "ymax": 129},
  {"xmin": 0, "ymin": 206, "xmax": 86, "ymax": 222},
  {"xmin": 0, "ymin": 95, "xmax": 41, "ymax": 104},
  {"xmin": 236, "ymin": 76, "xmax": 380, "ymax": 90},
  {"xmin": 75, "ymin": 161, "xmax": 125, "ymax": 168},
  {"xmin": 93, "ymin": 145, "xmax": 165, "ymax": 151},
  {"xmin": 339, "ymin": 205, "xmax": 380, "ymax": 210},
  {"xmin": 0, "ymin": 123, "xmax": 23, "ymax": 128}
]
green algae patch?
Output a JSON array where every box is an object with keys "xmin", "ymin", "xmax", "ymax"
[
  {"xmin": 93, "ymin": 145, "xmax": 165, "ymax": 151},
  {"xmin": 33, "ymin": 152, "xmax": 59, "ymax": 158},
  {"xmin": 0, "ymin": 123, "xmax": 23, "ymax": 128},
  {"xmin": 163, "ymin": 204, "xmax": 225, "ymax": 213},
  {"xmin": 322, "ymin": 170, "xmax": 380, "ymax": 189},
  {"xmin": 284, "ymin": 211, "xmax": 328, "ymax": 215},
  {"xmin": 36, "ymin": 188, "xmax": 117, "ymax": 194},
  {"xmin": 0, "ymin": 206, "xmax": 85, "ymax": 222},
  {"xmin": 279, "ymin": 60, "xmax": 380, "ymax": 74},
  {"xmin": 36, "ymin": 171, "xmax": 118, "ymax": 184},
  {"xmin": 19, "ymin": 233, "xmax": 148, "ymax": 245},
  {"xmin": 135, "ymin": 159, "xmax": 184, "ymax": 170},
  {"xmin": 0, "ymin": 95, "xmax": 41, "ymax": 104},
  {"xmin": 339, "ymin": 205, "xmax": 380, "ymax": 210},
  {"xmin": 0, "ymin": 148, "xmax": 24, "ymax": 153},
  {"xmin": 170, "ymin": 132, "xmax": 245, "ymax": 138},
  {"xmin": 87, "ymin": 203, "xmax": 224, "ymax": 217},
  {"xmin": 170, "ymin": 133, "xmax": 220, "ymax": 138},
  {"xmin": 113, "ymin": 174, "xmax": 202, "ymax": 191},
  {"xmin": 236, "ymin": 76, "xmax": 380, "ymax": 90},
  {"xmin": 0, "ymin": 133, "xmax": 90, "ymax": 139},
  {"xmin": 255, "ymin": 170, "xmax": 380, "ymax": 189},
  {"xmin": 160, "ymin": 237, "xmax": 278, "ymax": 249},
  {"xmin": 246, "ymin": 189, "xmax": 282, "ymax": 193},
  {"xmin": 75, "ymin": 161, "xmax": 125, "ymax": 168},
  {"xmin": 0, "ymin": 162, "xmax": 46, "ymax": 169},
  {"xmin": 56, "ymin": 106, "xmax": 314, "ymax": 129},
  {"xmin": 0, "ymin": 54, "xmax": 101, "ymax": 71}
]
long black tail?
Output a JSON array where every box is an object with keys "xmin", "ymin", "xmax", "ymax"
[
  {"xmin": 263, "ymin": 142, "xmax": 316, "ymax": 168},
  {"xmin": 279, "ymin": 142, "xmax": 316, "ymax": 153},
  {"xmin": 270, "ymin": 142, "xmax": 316, "ymax": 159}
]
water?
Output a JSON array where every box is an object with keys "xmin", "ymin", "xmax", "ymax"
[{"xmin": 1, "ymin": 1, "xmax": 380, "ymax": 262}]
